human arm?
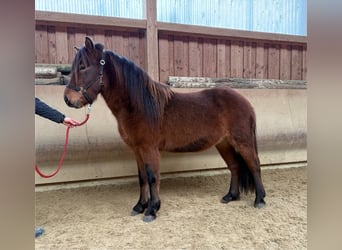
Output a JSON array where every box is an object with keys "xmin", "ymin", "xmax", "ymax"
[
  {"xmin": 35, "ymin": 97, "xmax": 65, "ymax": 123},
  {"xmin": 35, "ymin": 97, "xmax": 80, "ymax": 127}
]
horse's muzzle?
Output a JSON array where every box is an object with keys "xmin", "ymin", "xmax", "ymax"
[
  {"xmin": 64, "ymin": 95, "xmax": 82, "ymax": 108},
  {"xmin": 64, "ymin": 95, "xmax": 73, "ymax": 107}
]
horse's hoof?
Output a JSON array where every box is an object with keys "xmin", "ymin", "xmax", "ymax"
[
  {"xmin": 143, "ymin": 215, "xmax": 156, "ymax": 223},
  {"xmin": 132, "ymin": 203, "xmax": 147, "ymax": 215},
  {"xmin": 254, "ymin": 200, "xmax": 266, "ymax": 209},
  {"xmin": 220, "ymin": 198, "xmax": 229, "ymax": 204},
  {"xmin": 221, "ymin": 193, "xmax": 239, "ymax": 203},
  {"xmin": 131, "ymin": 210, "xmax": 141, "ymax": 216}
]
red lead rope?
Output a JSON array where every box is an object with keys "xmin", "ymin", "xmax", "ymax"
[{"xmin": 35, "ymin": 107, "xmax": 91, "ymax": 178}]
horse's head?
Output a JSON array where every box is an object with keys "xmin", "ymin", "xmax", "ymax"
[{"xmin": 64, "ymin": 37, "xmax": 106, "ymax": 108}]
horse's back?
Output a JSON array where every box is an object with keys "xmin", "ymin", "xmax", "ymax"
[
  {"xmin": 168, "ymin": 86, "xmax": 254, "ymax": 118},
  {"xmin": 159, "ymin": 86, "xmax": 255, "ymax": 152}
]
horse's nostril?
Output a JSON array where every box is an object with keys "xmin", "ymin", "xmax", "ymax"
[{"xmin": 64, "ymin": 95, "xmax": 73, "ymax": 107}]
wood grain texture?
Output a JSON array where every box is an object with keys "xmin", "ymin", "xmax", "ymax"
[{"xmin": 35, "ymin": 10, "xmax": 307, "ymax": 82}]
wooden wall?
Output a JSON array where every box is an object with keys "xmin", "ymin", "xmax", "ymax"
[
  {"xmin": 35, "ymin": 11, "xmax": 307, "ymax": 83},
  {"xmin": 158, "ymin": 32, "xmax": 306, "ymax": 83},
  {"xmin": 35, "ymin": 25, "xmax": 146, "ymax": 69}
]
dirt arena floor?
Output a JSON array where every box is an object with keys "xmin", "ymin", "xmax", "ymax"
[{"xmin": 35, "ymin": 166, "xmax": 307, "ymax": 249}]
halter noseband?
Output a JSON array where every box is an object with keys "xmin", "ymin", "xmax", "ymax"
[{"xmin": 67, "ymin": 53, "xmax": 106, "ymax": 105}]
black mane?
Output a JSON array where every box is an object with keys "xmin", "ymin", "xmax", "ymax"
[{"xmin": 105, "ymin": 51, "xmax": 174, "ymax": 126}]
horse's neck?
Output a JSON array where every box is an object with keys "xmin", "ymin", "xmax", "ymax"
[
  {"xmin": 101, "ymin": 86, "xmax": 128, "ymax": 117},
  {"xmin": 102, "ymin": 91, "xmax": 125, "ymax": 116}
]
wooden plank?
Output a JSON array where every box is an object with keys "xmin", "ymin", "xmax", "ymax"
[
  {"xmin": 168, "ymin": 76, "xmax": 307, "ymax": 89},
  {"xmin": 168, "ymin": 35, "xmax": 175, "ymax": 78},
  {"xmin": 158, "ymin": 34, "xmax": 170, "ymax": 83},
  {"xmin": 85, "ymin": 28, "xmax": 95, "ymax": 41},
  {"xmin": 297, "ymin": 46, "xmax": 304, "ymax": 80},
  {"xmin": 183, "ymin": 37, "xmax": 189, "ymax": 76},
  {"xmin": 188, "ymin": 37, "xmax": 203, "ymax": 77},
  {"xmin": 243, "ymin": 41, "xmax": 256, "ymax": 78},
  {"xmin": 203, "ymin": 38, "xmax": 217, "ymax": 77},
  {"xmin": 67, "ymin": 27, "xmax": 76, "ymax": 63},
  {"xmin": 47, "ymin": 26, "xmax": 57, "ymax": 64},
  {"xmin": 255, "ymin": 42, "xmax": 266, "ymax": 79},
  {"xmin": 174, "ymin": 37, "xmax": 182, "ymax": 75},
  {"xmin": 174, "ymin": 36, "xmax": 188, "ymax": 76},
  {"xmin": 302, "ymin": 45, "xmax": 307, "ymax": 80},
  {"xmin": 35, "ymin": 13, "xmax": 307, "ymax": 83},
  {"xmin": 35, "ymin": 11, "xmax": 146, "ymax": 30},
  {"xmin": 157, "ymin": 21, "xmax": 307, "ymax": 44},
  {"xmin": 145, "ymin": 0, "xmax": 159, "ymax": 81},
  {"xmin": 280, "ymin": 44, "xmax": 292, "ymax": 80},
  {"xmin": 94, "ymin": 29, "xmax": 105, "ymax": 45},
  {"xmin": 224, "ymin": 40, "xmax": 231, "ymax": 77},
  {"xmin": 36, "ymin": 11, "xmax": 306, "ymax": 44},
  {"xmin": 291, "ymin": 45, "xmax": 303, "ymax": 80},
  {"xmin": 230, "ymin": 40, "xmax": 244, "ymax": 78},
  {"xmin": 111, "ymin": 31, "xmax": 124, "ymax": 55},
  {"xmin": 104, "ymin": 30, "xmax": 113, "ymax": 49},
  {"xmin": 35, "ymin": 25, "xmax": 48, "ymax": 63},
  {"xmin": 55, "ymin": 26, "xmax": 68, "ymax": 64},
  {"xmin": 74, "ymin": 27, "xmax": 86, "ymax": 49},
  {"xmin": 122, "ymin": 32, "xmax": 130, "ymax": 58},
  {"xmin": 217, "ymin": 39, "xmax": 227, "ymax": 77},
  {"xmin": 69, "ymin": 27, "xmax": 87, "ymax": 63},
  {"xmin": 217, "ymin": 39, "xmax": 231, "ymax": 77},
  {"xmin": 138, "ymin": 31, "xmax": 146, "ymax": 70},
  {"xmin": 128, "ymin": 32, "xmax": 141, "ymax": 66},
  {"xmin": 268, "ymin": 44, "xmax": 280, "ymax": 79}
]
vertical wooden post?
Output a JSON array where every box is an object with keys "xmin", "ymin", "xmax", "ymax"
[{"xmin": 145, "ymin": 0, "xmax": 159, "ymax": 81}]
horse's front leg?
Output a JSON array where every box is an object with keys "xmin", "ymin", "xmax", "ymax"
[
  {"xmin": 131, "ymin": 153, "xmax": 149, "ymax": 216},
  {"xmin": 138, "ymin": 147, "xmax": 161, "ymax": 222}
]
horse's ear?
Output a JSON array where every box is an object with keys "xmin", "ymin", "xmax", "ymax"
[{"xmin": 85, "ymin": 37, "xmax": 94, "ymax": 51}]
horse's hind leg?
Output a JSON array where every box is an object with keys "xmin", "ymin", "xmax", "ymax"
[
  {"xmin": 231, "ymin": 127, "xmax": 266, "ymax": 208},
  {"xmin": 237, "ymin": 144, "xmax": 266, "ymax": 208},
  {"xmin": 215, "ymin": 138, "xmax": 241, "ymax": 203},
  {"xmin": 216, "ymin": 136, "xmax": 266, "ymax": 208}
]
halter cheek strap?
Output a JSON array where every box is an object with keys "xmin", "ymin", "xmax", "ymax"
[
  {"xmin": 98, "ymin": 58, "xmax": 105, "ymax": 87},
  {"xmin": 67, "ymin": 53, "xmax": 106, "ymax": 104},
  {"xmin": 80, "ymin": 87, "xmax": 94, "ymax": 104}
]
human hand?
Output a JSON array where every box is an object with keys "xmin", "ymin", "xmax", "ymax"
[{"xmin": 63, "ymin": 117, "xmax": 81, "ymax": 127}]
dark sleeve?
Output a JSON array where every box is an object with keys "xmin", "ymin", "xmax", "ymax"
[{"xmin": 35, "ymin": 97, "xmax": 65, "ymax": 124}]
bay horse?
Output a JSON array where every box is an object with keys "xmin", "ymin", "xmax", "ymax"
[{"xmin": 64, "ymin": 37, "xmax": 266, "ymax": 222}]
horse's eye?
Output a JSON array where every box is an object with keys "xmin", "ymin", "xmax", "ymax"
[{"xmin": 79, "ymin": 64, "xmax": 86, "ymax": 71}]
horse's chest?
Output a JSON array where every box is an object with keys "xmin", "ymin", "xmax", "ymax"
[
  {"xmin": 117, "ymin": 124, "xmax": 131, "ymax": 145},
  {"xmin": 117, "ymin": 122, "xmax": 144, "ymax": 147}
]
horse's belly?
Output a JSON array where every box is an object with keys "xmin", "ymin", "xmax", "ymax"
[
  {"xmin": 167, "ymin": 139, "xmax": 212, "ymax": 152},
  {"xmin": 160, "ymin": 133, "xmax": 222, "ymax": 153}
]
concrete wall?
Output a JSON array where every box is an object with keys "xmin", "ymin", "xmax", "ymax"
[{"xmin": 35, "ymin": 85, "xmax": 306, "ymax": 185}]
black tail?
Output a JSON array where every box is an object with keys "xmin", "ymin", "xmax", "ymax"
[
  {"xmin": 253, "ymin": 121, "xmax": 259, "ymax": 155},
  {"xmin": 238, "ymin": 122, "xmax": 259, "ymax": 194},
  {"xmin": 237, "ymin": 152, "xmax": 255, "ymax": 194}
]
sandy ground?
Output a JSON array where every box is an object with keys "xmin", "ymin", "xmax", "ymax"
[{"xmin": 35, "ymin": 166, "xmax": 307, "ymax": 250}]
